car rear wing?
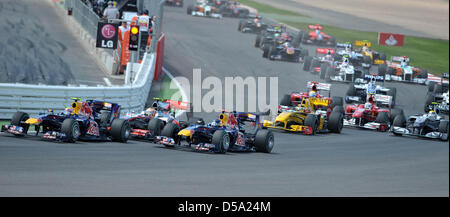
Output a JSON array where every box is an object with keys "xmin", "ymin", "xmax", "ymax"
[
  {"xmin": 336, "ymin": 43, "xmax": 352, "ymax": 49},
  {"xmin": 354, "ymin": 40, "xmax": 371, "ymax": 47},
  {"xmin": 390, "ymin": 56, "xmax": 409, "ymax": 64},
  {"xmin": 374, "ymin": 94, "xmax": 392, "ymax": 107},
  {"xmin": 363, "ymin": 74, "xmax": 385, "ymax": 82},
  {"xmin": 316, "ymin": 48, "xmax": 335, "ymax": 55},
  {"xmin": 307, "ymin": 81, "xmax": 331, "ymax": 91},
  {"xmin": 308, "ymin": 24, "xmax": 323, "ymax": 30}
]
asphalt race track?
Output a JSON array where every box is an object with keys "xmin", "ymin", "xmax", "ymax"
[{"xmin": 0, "ymin": 2, "xmax": 448, "ymax": 196}]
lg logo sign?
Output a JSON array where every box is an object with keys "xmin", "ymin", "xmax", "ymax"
[{"xmin": 96, "ymin": 22, "xmax": 118, "ymax": 49}]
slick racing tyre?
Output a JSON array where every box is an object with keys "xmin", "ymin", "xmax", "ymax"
[
  {"xmin": 389, "ymin": 108, "xmax": 404, "ymax": 124},
  {"xmin": 262, "ymin": 45, "xmax": 271, "ymax": 58},
  {"xmin": 100, "ymin": 112, "xmax": 111, "ymax": 126},
  {"xmin": 320, "ymin": 63, "xmax": 328, "ymax": 79},
  {"xmin": 212, "ymin": 130, "xmax": 230, "ymax": 153},
  {"xmin": 303, "ymin": 56, "xmax": 313, "ymax": 71},
  {"xmin": 346, "ymin": 83, "xmax": 357, "ymax": 98},
  {"xmin": 438, "ymin": 121, "xmax": 449, "ymax": 141},
  {"xmin": 328, "ymin": 107, "xmax": 344, "ymax": 133},
  {"xmin": 161, "ymin": 123, "xmax": 180, "ymax": 146},
  {"xmin": 428, "ymin": 81, "xmax": 437, "ymax": 93},
  {"xmin": 61, "ymin": 119, "xmax": 80, "ymax": 143},
  {"xmin": 111, "ymin": 119, "xmax": 131, "ymax": 143},
  {"xmin": 331, "ymin": 96, "xmax": 344, "ymax": 110},
  {"xmin": 363, "ymin": 55, "xmax": 371, "ymax": 64},
  {"xmin": 11, "ymin": 111, "xmax": 30, "ymax": 135},
  {"xmin": 378, "ymin": 64, "xmax": 387, "ymax": 77},
  {"xmin": 148, "ymin": 118, "xmax": 164, "ymax": 138},
  {"xmin": 280, "ymin": 94, "xmax": 291, "ymax": 107},
  {"xmin": 387, "ymin": 87, "xmax": 397, "ymax": 107},
  {"xmin": 424, "ymin": 93, "xmax": 434, "ymax": 112},
  {"xmin": 255, "ymin": 129, "xmax": 274, "ymax": 153},
  {"xmin": 392, "ymin": 115, "xmax": 406, "ymax": 136},
  {"xmin": 419, "ymin": 69, "xmax": 428, "ymax": 79},
  {"xmin": 325, "ymin": 66, "xmax": 334, "ymax": 82},
  {"xmin": 187, "ymin": 5, "xmax": 194, "ymax": 14},
  {"xmin": 375, "ymin": 112, "xmax": 389, "ymax": 124},
  {"xmin": 304, "ymin": 114, "xmax": 318, "ymax": 135},
  {"xmin": 254, "ymin": 34, "xmax": 262, "ymax": 47}
]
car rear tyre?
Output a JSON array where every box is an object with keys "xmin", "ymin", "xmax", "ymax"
[
  {"xmin": 375, "ymin": 111, "xmax": 389, "ymax": 124},
  {"xmin": 320, "ymin": 63, "xmax": 328, "ymax": 79},
  {"xmin": 303, "ymin": 56, "xmax": 312, "ymax": 71},
  {"xmin": 280, "ymin": 94, "xmax": 291, "ymax": 107},
  {"xmin": 378, "ymin": 64, "xmax": 387, "ymax": 77},
  {"xmin": 390, "ymin": 108, "xmax": 404, "ymax": 124},
  {"xmin": 331, "ymin": 96, "xmax": 344, "ymax": 109},
  {"xmin": 111, "ymin": 119, "xmax": 130, "ymax": 143},
  {"xmin": 255, "ymin": 130, "xmax": 274, "ymax": 153}
]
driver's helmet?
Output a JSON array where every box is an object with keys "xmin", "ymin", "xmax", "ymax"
[
  {"xmin": 309, "ymin": 90, "xmax": 317, "ymax": 98},
  {"xmin": 342, "ymin": 55, "xmax": 350, "ymax": 65},
  {"xmin": 280, "ymin": 23, "xmax": 287, "ymax": 32},
  {"xmin": 362, "ymin": 46, "xmax": 369, "ymax": 52},
  {"xmin": 364, "ymin": 102, "xmax": 372, "ymax": 110},
  {"xmin": 401, "ymin": 56, "xmax": 408, "ymax": 67},
  {"xmin": 428, "ymin": 110, "xmax": 437, "ymax": 119},
  {"xmin": 145, "ymin": 107, "xmax": 156, "ymax": 117},
  {"xmin": 344, "ymin": 42, "xmax": 352, "ymax": 52},
  {"xmin": 196, "ymin": 118, "xmax": 205, "ymax": 125},
  {"xmin": 209, "ymin": 119, "xmax": 221, "ymax": 127},
  {"xmin": 63, "ymin": 107, "xmax": 73, "ymax": 116}
]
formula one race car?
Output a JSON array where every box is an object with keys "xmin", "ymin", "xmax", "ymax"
[
  {"xmin": 155, "ymin": 110, "xmax": 274, "ymax": 153},
  {"xmin": 425, "ymin": 74, "xmax": 449, "ymax": 114},
  {"xmin": 378, "ymin": 56, "xmax": 429, "ymax": 83},
  {"xmin": 187, "ymin": 1, "xmax": 222, "ymax": 19},
  {"xmin": 262, "ymin": 41, "xmax": 308, "ymax": 62},
  {"xmin": 263, "ymin": 94, "xmax": 344, "ymax": 135},
  {"xmin": 165, "ymin": 0, "xmax": 183, "ymax": 7},
  {"xmin": 302, "ymin": 48, "xmax": 336, "ymax": 73},
  {"xmin": 352, "ymin": 40, "xmax": 386, "ymax": 65},
  {"xmin": 254, "ymin": 24, "xmax": 289, "ymax": 48},
  {"xmin": 1, "ymin": 98, "xmax": 130, "ymax": 143},
  {"xmin": 343, "ymin": 95, "xmax": 404, "ymax": 132},
  {"xmin": 345, "ymin": 74, "xmax": 397, "ymax": 108},
  {"xmin": 238, "ymin": 15, "xmax": 267, "ymax": 34},
  {"xmin": 320, "ymin": 55, "xmax": 366, "ymax": 83},
  {"xmin": 334, "ymin": 42, "xmax": 372, "ymax": 70},
  {"xmin": 391, "ymin": 106, "xmax": 448, "ymax": 141},
  {"xmin": 294, "ymin": 24, "xmax": 336, "ymax": 46},
  {"xmin": 123, "ymin": 98, "xmax": 192, "ymax": 140},
  {"xmin": 278, "ymin": 81, "xmax": 343, "ymax": 110},
  {"xmin": 218, "ymin": 1, "xmax": 250, "ymax": 18}
]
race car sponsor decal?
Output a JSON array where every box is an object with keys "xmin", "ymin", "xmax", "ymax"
[{"xmin": 87, "ymin": 121, "xmax": 100, "ymax": 136}]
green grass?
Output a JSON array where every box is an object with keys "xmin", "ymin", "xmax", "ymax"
[
  {"xmin": 0, "ymin": 120, "xmax": 10, "ymax": 126},
  {"xmin": 241, "ymin": 0, "xmax": 449, "ymax": 75},
  {"xmin": 160, "ymin": 75, "xmax": 183, "ymax": 101}
]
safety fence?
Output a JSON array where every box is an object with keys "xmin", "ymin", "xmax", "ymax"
[
  {"xmin": 0, "ymin": 0, "xmax": 165, "ymax": 119},
  {"xmin": 0, "ymin": 53, "xmax": 155, "ymax": 119}
]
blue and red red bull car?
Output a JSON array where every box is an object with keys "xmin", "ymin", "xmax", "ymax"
[
  {"xmin": 155, "ymin": 110, "xmax": 274, "ymax": 154},
  {"xmin": 1, "ymin": 98, "xmax": 130, "ymax": 143}
]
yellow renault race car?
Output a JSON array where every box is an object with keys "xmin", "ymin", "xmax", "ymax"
[
  {"xmin": 263, "ymin": 96, "xmax": 344, "ymax": 135},
  {"xmin": 354, "ymin": 40, "xmax": 386, "ymax": 65}
]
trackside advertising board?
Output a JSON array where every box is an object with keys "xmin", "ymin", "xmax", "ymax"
[
  {"xmin": 96, "ymin": 22, "xmax": 119, "ymax": 49},
  {"xmin": 378, "ymin": 32, "xmax": 404, "ymax": 46}
]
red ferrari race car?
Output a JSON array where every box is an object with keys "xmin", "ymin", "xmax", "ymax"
[
  {"xmin": 278, "ymin": 81, "xmax": 343, "ymax": 113},
  {"xmin": 302, "ymin": 48, "xmax": 336, "ymax": 74},
  {"xmin": 165, "ymin": 0, "xmax": 183, "ymax": 7},
  {"xmin": 343, "ymin": 94, "xmax": 404, "ymax": 132},
  {"xmin": 123, "ymin": 98, "xmax": 192, "ymax": 140},
  {"xmin": 294, "ymin": 24, "xmax": 336, "ymax": 46}
]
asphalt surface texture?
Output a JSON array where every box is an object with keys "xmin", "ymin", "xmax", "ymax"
[
  {"xmin": 0, "ymin": 2, "xmax": 448, "ymax": 196},
  {"xmin": 0, "ymin": 0, "xmax": 120, "ymax": 86}
]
